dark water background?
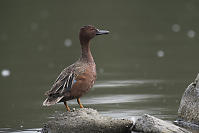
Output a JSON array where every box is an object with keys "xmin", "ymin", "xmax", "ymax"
[{"xmin": 0, "ymin": 0, "xmax": 199, "ymax": 132}]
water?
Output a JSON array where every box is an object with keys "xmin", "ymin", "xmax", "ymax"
[{"xmin": 0, "ymin": 0, "xmax": 199, "ymax": 132}]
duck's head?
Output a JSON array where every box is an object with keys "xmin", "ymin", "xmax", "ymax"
[{"xmin": 79, "ymin": 25, "xmax": 109, "ymax": 43}]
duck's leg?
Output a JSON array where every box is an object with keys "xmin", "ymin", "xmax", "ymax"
[
  {"xmin": 64, "ymin": 101, "xmax": 71, "ymax": 111},
  {"xmin": 77, "ymin": 98, "xmax": 84, "ymax": 108}
]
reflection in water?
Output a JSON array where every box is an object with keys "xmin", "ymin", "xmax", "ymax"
[
  {"xmin": 7, "ymin": 128, "xmax": 41, "ymax": 133},
  {"xmin": 72, "ymin": 94, "xmax": 162, "ymax": 105},
  {"xmin": 94, "ymin": 79, "xmax": 164, "ymax": 88}
]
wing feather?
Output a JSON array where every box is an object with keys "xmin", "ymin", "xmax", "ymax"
[
  {"xmin": 61, "ymin": 73, "xmax": 75, "ymax": 93},
  {"xmin": 43, "ymin": 71, "xmax": 76, "ymax": 106}
]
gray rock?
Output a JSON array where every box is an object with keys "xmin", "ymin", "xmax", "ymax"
[
  {"xmin": 43, "ymin": 108, "xmax": 132, "ymax": 133},
  {"xmin": 178, "ymin": 73, "xmax": 199, "ymax": 125},
  {"xmin": 174, "ymin": 119, "xmax": 199, "ymax": 130},
  {"xmin": 132, "ymin": 114, "xmax": 190, "ymax": 133}
]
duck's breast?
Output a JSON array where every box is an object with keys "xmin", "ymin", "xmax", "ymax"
[{"xmin": 70, "ymin": 64, "xmax": 96, "ymax": 98}]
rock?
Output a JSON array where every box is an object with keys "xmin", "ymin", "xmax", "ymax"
[
  {"xmin": 174, "ymin": 119, "xmax": 199, "ymax": 130},
  {"xmin": 42, "ymin": 108, "xmax": 132, "ymax": 133},
  {"xmin": 177, "ymin": 73, "xmax": 199, "ymax": 126},
  {"xmin": 132, "ymin": 114, "xmax": 190, "ymax": 133}
]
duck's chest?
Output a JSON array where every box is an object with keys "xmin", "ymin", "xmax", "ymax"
[
  {"xmin": 71, "ymin": 64, "xmax": 96, "ymax": 97},
  {"xmin": 82, "ymin": 63, "xmax": 96, "ymax": 83},
  {"xmin": 75, "ymin": 63, "xmax": 96, "ymax": 85}
]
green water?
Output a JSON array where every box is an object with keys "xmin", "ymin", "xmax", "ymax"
[{"xmin": 0, "ymin": 0, "xmax": 199, "ymax": 132}]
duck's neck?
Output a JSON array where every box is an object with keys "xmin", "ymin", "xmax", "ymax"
[{"xmin": 80, "ymin": 39, "xmax": 94, "ymax": 63}]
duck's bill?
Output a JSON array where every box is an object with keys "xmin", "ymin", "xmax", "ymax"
[{"xmin": 96, "ymin": 29, "xmax": 110, "ymax": 35}]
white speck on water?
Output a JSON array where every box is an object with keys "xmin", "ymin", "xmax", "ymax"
[
  {"xmin": 171, "ymin": 24, "xmax": 181, "ymax": 32},
  {"xmin": 20, "ymin": 125, "xmax": 23, "ymax": 128},
  {"xmin": 64, "ymin": 39, "xmax": 72, "ymax": 47},
  {"xmin": 187, "ymin": 30, "xmax": 196, "ymax": 38},
  {"xmin": 157, "ymin": 50, "xmax": 165, "ymax": 58},
  {"xmin": 1, "ymin": 69, "xmax": 10, "ymax": 77}
]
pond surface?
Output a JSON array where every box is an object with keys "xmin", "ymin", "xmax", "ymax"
[{"xmin": 0, "ymin": 0, "xmax": 199, "ymax": 132}]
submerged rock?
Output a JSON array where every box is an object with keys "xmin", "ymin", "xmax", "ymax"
[
  {"xmin": 132, "ymin": 114, "xmax": 190, "ymax": 133},
  {"xmin": 43, "ymin": 108, "xmax": 132, "ymax": 133},
  {"xmin": 177, "ymin": 73, "xmax": 199, "ymax": 128}
]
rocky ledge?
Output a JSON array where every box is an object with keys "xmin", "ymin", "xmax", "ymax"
[
  {"xmin": 42, "ymin": 108, "xmax": 190, "ymax": 133},
  {"xmin": 42, "ymin": 108, "xmax": 132, "ymax": 133}
]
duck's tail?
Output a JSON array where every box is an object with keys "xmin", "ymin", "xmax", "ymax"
[{"xmin": 42, "ymin": 96, "xmax": 64, "ymax": 106}]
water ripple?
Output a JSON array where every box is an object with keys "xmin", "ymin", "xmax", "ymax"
[
  {"xmin": 94, "ymin": 79, "xmax": 164, "ymax": 88},
  {"xmin": 70, "ymin": 94, "xmax": 162, "ymax": 105}
]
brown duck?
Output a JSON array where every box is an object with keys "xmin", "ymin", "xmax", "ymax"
[{"xmin": 43, "ymin": 25, "xmax": 109, "ymax": 111}]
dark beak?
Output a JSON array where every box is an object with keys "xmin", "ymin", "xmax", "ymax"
[{"xmin": 96, "ymin": 29, "xmax": 110, "ymax": 35}]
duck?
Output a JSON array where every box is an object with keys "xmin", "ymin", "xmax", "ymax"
[{"xmin": 43, "ymin": 25, "xmax": 109, "ymax": 111}]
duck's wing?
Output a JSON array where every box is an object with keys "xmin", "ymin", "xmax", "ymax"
[{"xmin": 43, "ymin": 67, "xmax": 76, "ymax": 106}]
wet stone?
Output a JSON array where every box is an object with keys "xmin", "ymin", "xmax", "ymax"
[
  {"xmin": 177, "ymin": 73, "xmax": 199, "ymax": 129},
  {"xmin": 132, "ymin": 114, "xmax": 190, "ymax": 133},
  {"xmin": 42, "ymin": 108, "xmax": 132, "ymax": 133},
  {"xmin": 174, "ymin": 119, "xmax": 199, "ymax": 130}
]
